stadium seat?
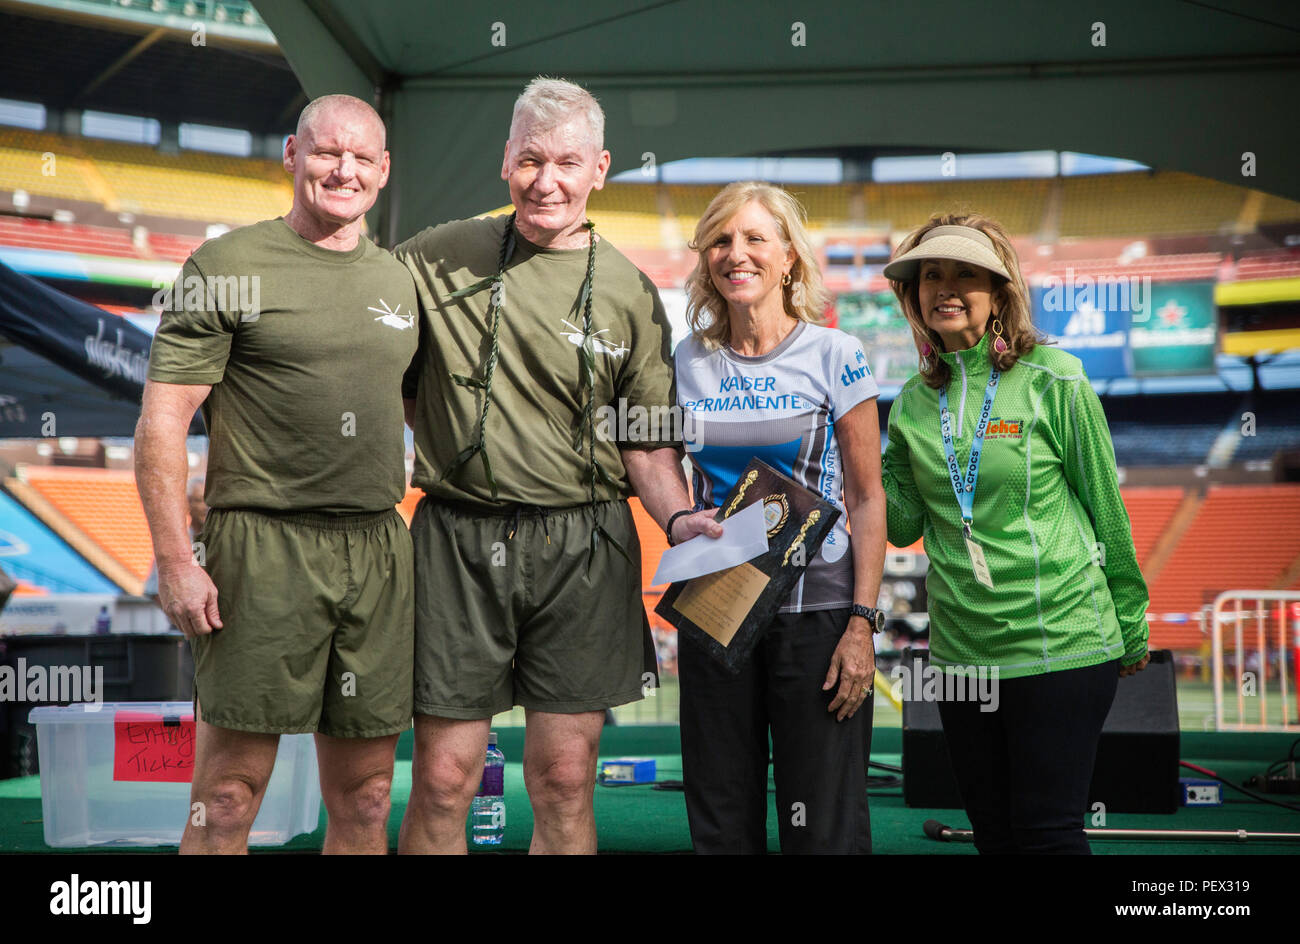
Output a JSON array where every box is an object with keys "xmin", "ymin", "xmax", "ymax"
[
  {"xmin": 18, "ymin": 467, "xmax": 155, "ymax": 582},
  {"xmin": 1058, "ymin": 172, "xmax": 1248, "ymax": 238},
  {"xmin": 1147, "ymin": 484, "xmax": 1300, "ymax": 647}
]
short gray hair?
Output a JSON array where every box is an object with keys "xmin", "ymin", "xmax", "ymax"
[
  {"xmin": 509, "ymin": 77, "xmax": 604, "ymax": 152},
  {"xmin": 296, "ymin": 94, "xmax": 386, "ymax": 148}
]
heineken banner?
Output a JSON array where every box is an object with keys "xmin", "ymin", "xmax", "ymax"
[
  {"xmin": 834, "ymin": 290, "xmax": 917, "ymax": 385},
  {"xmin": 1030, "ymin": 276, "xmax": 1218, "ymax": 378},
  {"xmin": 1128, "ymin": 280, "xmax": 1218, "ymax": 376},
  {"xmin": 838, "ymin": 278, "xmax": 1218, "ymax": 384}
]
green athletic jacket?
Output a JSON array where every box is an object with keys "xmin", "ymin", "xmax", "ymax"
[{"xmin": 881, "ymin": 331, "xmax": 1150, "ymax": 679}]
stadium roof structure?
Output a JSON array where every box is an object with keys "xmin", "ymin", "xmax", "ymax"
[
  {"xmin": 249, "ymin": 0, "xmax": 1300, "ymax": 244},
  {"xmin": 0, "ymin": 0, "xmax": 302, "ymax": 135}
]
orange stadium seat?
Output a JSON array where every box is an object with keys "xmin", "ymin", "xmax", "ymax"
[
  {"xmin": 146, "ymin": 231, "xmax": 206, "ymax": 262},
  {"xmin": 1042, "ymin": 253, "xmax": 1223, "ymax": 283},
  {"xmin": 0, "ymin": 129, "xmax": 293, "ymax": 227},
  {"xmin": 19, "ymin": 467, "xmax": 155, "ymax": 583},
  {"xmin": 1147, "ymin": 484, "xmax": 1300, "ymax": 650},
  {"xmin": 630, "ymin": 497, "xmax": 674, "ymax": 632},
  {"xmin": 1233, "ymin": 249, "xmax": 1300, "ymax": 281},
  {"xmin": 1119, "ymin": 486, "xmax": 1187, "ymax": 569},
  {"xmin": 395, "ymin": 488, "xmax": 422, "ymax": 526},
  {"xmin": 0, "ymin": 216, "xmax": 139, "ymax": 258}
]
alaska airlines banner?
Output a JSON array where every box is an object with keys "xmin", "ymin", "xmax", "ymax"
[{"xmin": 0, "ymin": 259, "xmax": 201, "ymax": 437}]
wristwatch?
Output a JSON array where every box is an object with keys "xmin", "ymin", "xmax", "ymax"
[{"xmin": 850, "ymin": 604, "xmax": 886, "ymax": 634}]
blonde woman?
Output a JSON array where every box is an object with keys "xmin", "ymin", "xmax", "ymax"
[
  {"xmin": 673, "ymin": 182, "xmax": 887, "ymax": 854},
  {"xmin": 880, "ymin": 213, "xmax": 1150, "ymax": 854}
]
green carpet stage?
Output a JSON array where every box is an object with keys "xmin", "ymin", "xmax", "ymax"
[{"xmin": 1, "ymin": 727, "xmax": 1297, "ymax": 854}]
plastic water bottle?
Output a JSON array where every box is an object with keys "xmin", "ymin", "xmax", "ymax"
[
  {"xmin": 94, "ymin": 606, "xmax": 111, "ymax": 635},
  {"xmin": 470, "ymin": 732, "xmax": 505, "ymax": 846}
]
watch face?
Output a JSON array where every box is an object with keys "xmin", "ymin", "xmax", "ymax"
[{"xmin": 854, "ymin": 605, "xmax": 884, "ymax": 632}]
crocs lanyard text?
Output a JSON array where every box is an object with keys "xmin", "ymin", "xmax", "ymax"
[{"xmin": 938, "ymin": 366, "xmax": 1001, "ymax": 540}]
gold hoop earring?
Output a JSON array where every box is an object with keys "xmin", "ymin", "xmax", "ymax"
[{"xmin": 991, "ymin": 317, "xmax": 1008, "ymax": 355}]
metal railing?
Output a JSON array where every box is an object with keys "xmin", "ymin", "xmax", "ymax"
[{"xmin": 1211, "ymin": 590, "xmax": 1300, "ymax": 731}]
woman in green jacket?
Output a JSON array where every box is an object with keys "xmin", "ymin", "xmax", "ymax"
[{"xmin": 881, "ymin": 213, "xmax": 1150, "ymax": 854}]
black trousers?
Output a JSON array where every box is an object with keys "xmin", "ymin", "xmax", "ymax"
[
  {"xmin": 679, "ymin": 607, "xmax": 873, "ymax": 854},
  {"xmin": 935, "ymin": 658, "xmax": 1120, "ymax": 854}
]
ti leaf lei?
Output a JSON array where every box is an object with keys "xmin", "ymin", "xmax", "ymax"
[{"xmin": 443, "ymin": 213, "xmax": 630, "ymax": 569}]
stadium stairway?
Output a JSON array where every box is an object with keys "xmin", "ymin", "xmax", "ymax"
[
  {"xmin": 4, "ymin": 469, "xmax": 149, "ymax": 595},
  {"xmin": 1146, "ymin": 484, "xmax": 1300, "ymax": 650},
  {"xmin": 1123, "ymin": 486, "xmax": 1195, "ymax": 576}
]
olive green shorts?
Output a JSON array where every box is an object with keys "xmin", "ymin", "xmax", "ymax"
[
  {"xmin": 192, "ymin": 507, "xmax": 414, "ymax": 738},
  {"xmin": 410, "ymin": 497, "xmax": 658, "ymax": 719}
]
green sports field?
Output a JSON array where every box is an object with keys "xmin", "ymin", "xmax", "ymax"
[{"xmin": 494, "ymin": 674, "xmax": 1299, "ymax": 731}]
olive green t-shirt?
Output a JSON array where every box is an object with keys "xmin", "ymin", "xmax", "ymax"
[
  {"xmin": 395, "ymin": 215, "xmax": 677, "ymax": 508},
  {"xmin": 147, "ymin": 218, "xmax": 418, "ymax": 513}
]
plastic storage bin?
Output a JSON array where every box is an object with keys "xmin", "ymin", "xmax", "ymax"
[
  {"xmin": 3, "ymin": 633, "xmax": 194, "ymax": 779},
  {"xmin": 29, "ymin": 702, "xmax": 321, "ymax": 848}
]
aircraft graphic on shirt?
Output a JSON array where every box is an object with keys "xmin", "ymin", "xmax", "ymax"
[
  {"xmin": 369, "ymin": 299, "xmax": 415, "ymax": 330},
  {"xmin": 559, "ymin": 319, "xmax": 628, "ymax": 359}
]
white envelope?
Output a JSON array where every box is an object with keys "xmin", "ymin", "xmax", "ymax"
[{"xmin": 651, "ymin": 500, "xmax": 769, "ymax": 586}]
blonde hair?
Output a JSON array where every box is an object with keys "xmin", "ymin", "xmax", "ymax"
[
  {"xmin": 685, "ymin": 182, "xmax": 827, "ymax": 350},
  {"xmin": 887, "ymin": 212, "xmax": 1041, "ymax": 389}
]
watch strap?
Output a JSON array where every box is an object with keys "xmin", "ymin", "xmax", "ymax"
[
  {"xmin": 665, "ymin": 508, "xmax": 694, "ymax": 547},
  {"xmin": 850, "ymin": 604, "xmax": 885, "ymax": 633}
]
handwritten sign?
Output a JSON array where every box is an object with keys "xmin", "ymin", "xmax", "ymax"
[{"xmin": 113, "ymin": 710, "xmax": 196, "ymax": 783}]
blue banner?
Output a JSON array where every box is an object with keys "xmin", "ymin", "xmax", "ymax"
[{"xmin": 1031, "ymin": 283, "xmax": 1131, "ymax": 379}]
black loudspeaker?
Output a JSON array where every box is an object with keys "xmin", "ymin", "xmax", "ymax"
[{"xmin": 901, "ymin": 649, "xmax": 1180, "ymax": 813}]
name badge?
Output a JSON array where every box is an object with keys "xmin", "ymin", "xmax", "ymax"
[{"xmin": 965, "ymin": 535, "xmax": 994, "ymax": 589}]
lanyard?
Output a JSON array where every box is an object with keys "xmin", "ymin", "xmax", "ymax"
[{"xmin": 938, "ymin": 367, "xmax": 1001, "ymax": 536}]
